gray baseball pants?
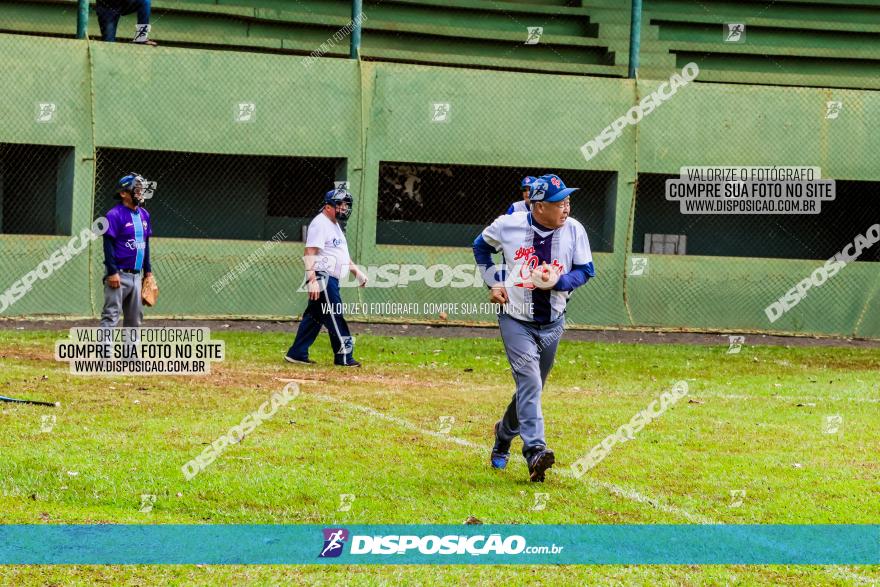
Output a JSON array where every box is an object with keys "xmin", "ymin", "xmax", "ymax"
[
  {"xmin": 100, "ymin": 271, "xmax": 143, "ymax": 328},
  {"xmin": 496, "ymin": 313, "xmax": 564, "ymax": 457}
]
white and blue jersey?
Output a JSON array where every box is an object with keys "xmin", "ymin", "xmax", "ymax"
[
  {"xmin": 506, "ymin": 200, "xmax": 530, "ymax": 215},
  {"xmin": 474, "ymin": 212, "xmax": 594, "ymax": 324},
  {"xmin": 305, "ymin": 212, "xmax": 351, "ymax": 280}
]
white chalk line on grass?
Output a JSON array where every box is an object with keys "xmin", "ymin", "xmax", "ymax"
[
  {"xmin": 562, "ymin": 387, "xmax": 880, "ymax": 405},
  {"xmin": 311, "ymin": 391, "xmax": 478, "ymax": 450},
  {"xmin": 280, "ymin": 382, "xmax": 876, "ymax": 583},
  {"xmin": 296, "ymin": 388, "xmax": 721, "ymax": 525},
  {"xmin": 409, "ymin": 384, "xmax": 880, "ymax": 405},
  {"xmin": 588, "ymin": 479, "xmax": 716, "ymax": 525},
  {"xmin": 698, "ymin": 391, "xmax": 880, "ymax": 404}
]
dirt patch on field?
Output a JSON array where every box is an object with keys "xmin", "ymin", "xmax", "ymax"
[
  {"xmin": 1, "ymin": 317, "xmax": 878, "ymax": 348},
  {"xmin": 0, "ymin": 346, "xmax": 53, "ymax": 363}
]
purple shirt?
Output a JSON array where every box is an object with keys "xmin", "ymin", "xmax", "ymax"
[{"xmin": 104, "ymin": 203, "xmax": 152, "ymax": 270}]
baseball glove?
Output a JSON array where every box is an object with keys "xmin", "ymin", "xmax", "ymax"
[
  {"xmin": 530, "ymin": 262, "xmax": 562, "ymax": 290},
  {"xmin": 142, "ymin": 274, "xmax": 159, "ymax": 307}
]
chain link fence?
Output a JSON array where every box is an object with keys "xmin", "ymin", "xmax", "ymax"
[
  {"xmin": 632, "ymin": 174, "xmax": 880, "ymax": 262},
  {"xmin": 376, "ymin": 163, "xmax": 615, "ymax": 251},
  {"xmin": 93, "ymin": 149, "xmax": 341, "ymax": 241},
  {"xmin": 0, "ymin": 142, "xmax": 72, "ymax": 236},
  {"xmin": 0, "ymin": 0, "xmax": 878, "ymax": 336}
]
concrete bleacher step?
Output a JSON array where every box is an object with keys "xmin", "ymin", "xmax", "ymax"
[
  {"xmin": 645, "ymin": 0, "xmax": 880, "ymax": 27},
  {"xmin": 645, "ymin": 66, "xmax": 880, "ymax": 91},
  {"xmin": 358, "ymin": 20, "xmax": 615, "ymax": 49},
  {"xmin": 379, "ymin": 0, "xmax": 611, "ymax": 17},
  {"xmin": 4, "ymin": 0, "xmax": 878, "ymax": 89},
  {"xmin": 777, "ymin": 0, "xmax": 877, "ymax": 5},
  {"xmin": 650, "ymin": 0, "xmax": 880, "ymax": 8},
  {"xmin": 648, "ymin": 12, "xmax": 880, "ymax": 35},
  {"xmin": 640, "ymin": 0, "xmax": 880, "ymax": 88},
  {"xmin": 3, "ymin": 0, "xmax": 628, "ymax": 73},
  {"xmin": 659, "ymin": 40, "xmax": 880, "ymax": 62},
  {"xmin": 635, "ymin": 51, "xmax": 678, "ymax": 71},
  {"xmin": 360, "ymin": 45, "xmax": 627, "ymax": 76}
]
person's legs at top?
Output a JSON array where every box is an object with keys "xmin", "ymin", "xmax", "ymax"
[{"xmin": 95, "ymin": 1, "xmax": 122, "ymax": 42}]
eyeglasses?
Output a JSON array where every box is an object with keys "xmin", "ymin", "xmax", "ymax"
[{"xmin": 542, "ymin": 200, "xmax": 570, "ymax": 210}]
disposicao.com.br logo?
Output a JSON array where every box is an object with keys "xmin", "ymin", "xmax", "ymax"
[{"xmin": 318, "ymin": 528, "xmax": 563, "ymax": 558}]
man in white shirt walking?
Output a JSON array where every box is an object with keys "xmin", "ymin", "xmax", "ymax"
[{"xmin": 286, "ymin": 188, "xmax": 367, "ymax": 367}]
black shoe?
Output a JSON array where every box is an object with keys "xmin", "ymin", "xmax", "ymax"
[
  {"xmin": 284, "ymin": 355, "xmax": 315, "ymax": 365},
  {"xmin": 527, "ymin": 448, "xmax": 555, "ymax": 482},
  {"xmin": 336, "ymin": 360, "xmax": 362, "ymax": 367}
]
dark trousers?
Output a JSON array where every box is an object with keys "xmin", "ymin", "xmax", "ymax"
[
  {"xmin": 287, "ymin": 275, "xmax": 356, "ymax": 365},
  {"xmin": 96, "ymin": 0, "xmax": 151, "ymax": 42}
]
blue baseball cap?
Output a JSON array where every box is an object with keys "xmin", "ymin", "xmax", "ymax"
[
  {"xmin": 529, "ymin": 174, "xmax": 578, "ymax": 203},
  {"xmin": 324, "ymin": 188, "xmax": 353, "ymax": 206},
  {"xmin": 521, "ymin": 176, "xmax": 537, "ymax": 190}
]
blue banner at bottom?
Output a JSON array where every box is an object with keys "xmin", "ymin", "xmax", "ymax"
[{"xmin": 0, "ymin": 525, "xmax": 877, "ymax": 565}]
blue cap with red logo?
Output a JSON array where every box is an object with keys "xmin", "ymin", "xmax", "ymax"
[
  {"xmin": 529, "ymin": 174, "xmax": 578, "ymax": 203},
  {"xmin": 521, "ymin": 176, "xmax": 537, "ymax": 190}
]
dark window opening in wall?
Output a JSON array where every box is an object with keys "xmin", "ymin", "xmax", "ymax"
[
  {"xmin": 95, "ymin": 149, "xmax": 343, "ymax": 242},
  {"xmin": 267, "ymin": 158, "xmax": 340, "ymax": 217},
  {"xmin": 633, "ymin": 173, "xmax": 880, "ymax": 262},
  {"xmin": 377, "ymin": 162, "xmax": 616, "ymax": 250},
  {"xmin": 0, "ymin": 143, "xmax": 74, "ymax": 236}
]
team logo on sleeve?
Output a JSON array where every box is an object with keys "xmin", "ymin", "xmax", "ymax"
[{"xmin": 319, "ymin": 528, "xmax": 349, "ymax": 558}]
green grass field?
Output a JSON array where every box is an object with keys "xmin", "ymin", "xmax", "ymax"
[{"xmin": 0, "ymin": 328, "xmax": 878, "ymax": 585}]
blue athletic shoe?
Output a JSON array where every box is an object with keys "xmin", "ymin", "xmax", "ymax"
[
  {"xmin": 527, "ymin": 448, "xmax": 555, "ymax": 482},
  {"xmin": 491, "ymin": 421, "xmax": 510, "ymax": 469},
  {"xmin": 491, "ymin": 451, "xmax": 510, "ymax": 469}
]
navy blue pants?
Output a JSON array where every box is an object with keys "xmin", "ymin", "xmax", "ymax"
[
  {"xmin": 287, "ymin": 275, "xmax": 356, "ymax": 365},
  {"xmin": 96, "ymin": 0, "xmax": 151, "ymax": 42}
]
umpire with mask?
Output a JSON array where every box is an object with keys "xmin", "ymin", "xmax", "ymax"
[{"xmin": 100, "ymin": 173, "xmax": 154, "ymax": 328}]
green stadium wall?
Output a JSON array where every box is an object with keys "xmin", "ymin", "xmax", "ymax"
[{"xmin": 0, "ymin": 33, "xmax": 878, "ymax": 338}]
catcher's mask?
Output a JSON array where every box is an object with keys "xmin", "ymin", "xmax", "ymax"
[
  {"xmin": 115, "ymin": 173, "xmax": 156, "ymax": 207},
  {"xmin": 324, "ymin": 188, "xmax": 353, "ymax": 227}
]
